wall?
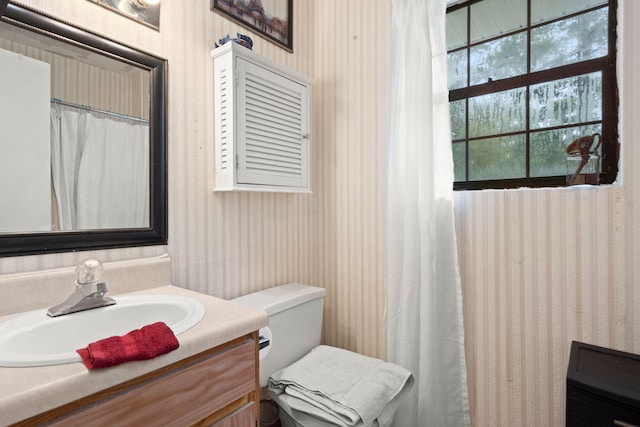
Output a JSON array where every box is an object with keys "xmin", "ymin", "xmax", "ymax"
[
  {"xmin": 310, "ymin": 0, "xmax": 390, "ymax": 358},
  {"xmin": 0, "ymin": 0, "xmax": 386, "ymax": 381},
  {"xmin": 312, "ymin": 1, "xmax": 640, "ymax": 426},
  {"xmin": 0, "ymin": 0, "xmax": 317, "ymax": 296},
  {"xmin": 0, "ymin": 0, "xmax": 389, "ymax": 361},
  {"xmin": 0, "ymin": 40, "xmax": 150, "ymax": 118},
  {"xmin": 454, "ymin": 1, "xmax": 640, "ymax": 425},
  {"xmin": 1, "ymin": 1, "xmax": 638, "ymax": 426}
]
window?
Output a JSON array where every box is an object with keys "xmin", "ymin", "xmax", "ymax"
[{"xmin": 447, "ymin": 0, "xmax": 618, "ymax": 190}]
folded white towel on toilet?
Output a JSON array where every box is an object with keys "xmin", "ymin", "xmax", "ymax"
[
  {"xmin": 274, "ymin": 393, "xmax": 372, "ymax": 427},
  {"xmin": 268, "ymin": 345, "xmax": 414, "ymax": 427}
]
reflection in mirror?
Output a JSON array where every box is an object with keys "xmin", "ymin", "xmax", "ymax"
[{"xmin": 0, "ymin": 2, "xmax": 167, "ymax": 256}]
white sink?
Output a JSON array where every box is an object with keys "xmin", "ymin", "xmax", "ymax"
[{"xmin": 0, "ymin": 294, "xmax": 205, "ymax": 367}]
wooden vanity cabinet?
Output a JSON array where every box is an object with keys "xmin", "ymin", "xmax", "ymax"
[{"xmin": 16, "ymin": 333, "xmax": 260, "ymax": 427}]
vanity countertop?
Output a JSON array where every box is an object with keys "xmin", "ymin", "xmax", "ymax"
[{"xmin": 0, "ymin": 285, "xmax": 268, "ymax": 426}]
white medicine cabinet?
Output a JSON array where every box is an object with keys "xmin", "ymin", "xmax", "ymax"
[{"xmin": 211, "ymin": 43, "xmax": 311, "ymax": 193}]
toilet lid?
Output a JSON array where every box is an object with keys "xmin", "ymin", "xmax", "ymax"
[{"xmin": 232, "ymin": 283, "xmax": 325, "ymax": 316}]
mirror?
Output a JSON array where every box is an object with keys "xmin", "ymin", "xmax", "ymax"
[{"xmin": 0, "ymin": 2, "xmax": 167, "ymax": 256}]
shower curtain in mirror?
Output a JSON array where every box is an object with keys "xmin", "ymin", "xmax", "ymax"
[
  {"xmin": 386, "ymin": 0, "xmax": 470, "ymax": 426},
  {"xmin": 50, "ymin": 106, "xmax": 149, "ymax": 230}
]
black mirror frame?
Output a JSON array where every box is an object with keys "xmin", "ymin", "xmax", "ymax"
[
  {"xmin": 0, "ymin": 2, "xmax": 168, "ymax": 257},
  {"xmin": 0, "ymin": 0, "xmax": 8, "ymax": 17}
]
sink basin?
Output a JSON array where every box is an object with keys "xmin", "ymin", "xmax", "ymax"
[{"xmin": 0, "ymin": 294, "xmax": 205, "ymax": 367}]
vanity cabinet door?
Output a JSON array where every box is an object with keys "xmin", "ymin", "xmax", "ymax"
[
  {"xmin": 210, "ymin": 402, "xmax": 256, "ymax": 427},
  {"xmin": 42, "ymin": 336, "xmax": 258, "ymax": 427}
]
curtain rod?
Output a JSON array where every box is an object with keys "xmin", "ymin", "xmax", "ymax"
[{"xmin": 51, "ymin": 98, "xmax": 149, "ymax": 124}]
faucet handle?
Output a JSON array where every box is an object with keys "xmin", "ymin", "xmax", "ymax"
[{"xmin": 76, "ymin": 259, "xmax": 103, "ymax": 284}]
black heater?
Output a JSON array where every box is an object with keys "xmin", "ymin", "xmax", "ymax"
[{"xmin": 567, "ymin": 341, "xmax": 640, "ymax": 426}]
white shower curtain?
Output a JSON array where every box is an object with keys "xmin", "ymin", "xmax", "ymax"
[
  {"xmin": 75, "ymin": 113, "xmax": 149, "ymax": 229},
  {"xmin": 386, "ymin": 0, "xmax": 470, "ymax": 426},
  {"xmin": 50, "ymin": 107, "xmax": 149, "ymax": 230},
  {"xmin": 50, "ymin": 108, "xmax": 83, "ymax": 230}
]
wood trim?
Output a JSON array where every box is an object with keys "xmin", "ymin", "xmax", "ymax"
[{"xmin": 252, "ymin": 330, "xmax": 260, "ymax": 422}]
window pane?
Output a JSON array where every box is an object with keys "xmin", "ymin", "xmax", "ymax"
[
  {"xmin": 530, "ymin": 72, "xmax": 602, "ymax": 129},
  {"xmin": 530, "ymin": 124, "xmax": 602, "ymax": 177},
  {"xmin": 532, "ymin": 0, "xmax": 606, "ymax": 24},
  {"xmin": 470, "ymin": 33, "xmax": 527, "ymax": 85},
  {"xmin": 453, "ymin": 142, "xmax": 466, "ymax": 182},
  {"xmin": 469, "ymin": 135, "xmax": 526, "ymax": 181},
  {"xmin": 450, "ymin": 100, "xmax": 466, "ymax": 140},
  {"xmin": 469, "ymin": 87, "xmax": 526, "ymax": 138},
  {"xmin": 448, "ymin": 50, "xmax": 467, "ymax": 90},
  {"xmin": 531, "ymin": 8, "xmax": 608, "ymax": 72},
  {"xmin": 447, "ymin": 7, "xmax": 467, "ymax": 50},
  {"xmin": 446, "ymin": 0, "xmax": 615, "ymax": 188},
  {"xmin": 470, "ymin": 0, "xmax": 526, "ymax": 43}
]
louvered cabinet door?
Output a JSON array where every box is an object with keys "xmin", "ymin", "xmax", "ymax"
[
  {"xmin": 236, "ymin": 58, "xmax": 309, "ymax": 189},
  {"xmin": 211, "ymin": 43, "xmax": 311, "ymax": 193}
]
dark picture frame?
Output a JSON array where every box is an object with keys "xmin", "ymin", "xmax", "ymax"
[
  {"xmin": 0, "ymin": 0, "xmax": 9, "ymax": 17},
  {"xmin": 212, "ymin": 0, "xmax": 292, "ymax": 52}
]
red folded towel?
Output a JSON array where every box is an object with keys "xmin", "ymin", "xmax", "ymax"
[{"xmin": 76, "ymin": 321, "xmax": 179, "ymax": 369}]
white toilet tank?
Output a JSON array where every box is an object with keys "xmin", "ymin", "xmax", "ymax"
[{"xmin": 232, "ymin": 283, "xmax": 325, "ymax": 387}]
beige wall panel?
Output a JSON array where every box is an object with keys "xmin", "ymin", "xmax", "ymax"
[
  {"xmin": 311, "ymin": 0, "xmax": 389, "ymax": 358},
  {"xmin": 1, "ymin": 0, "xmax": 317, "ymax": 301},
  {"xmin": 2, "ymin": 1, "xmax": 639, "ymax": 427}
]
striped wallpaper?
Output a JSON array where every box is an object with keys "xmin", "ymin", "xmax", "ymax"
[
  {"xmin": 0, "ymin": 39, "xmax": 148, "ymax": 118},
  {"xmin": 454, "ymin": 2, "xmax": 640, "ymax": 425},
  {"xmin": 1, "ymin": 1, "xmax": 639, "ymax": 426}
]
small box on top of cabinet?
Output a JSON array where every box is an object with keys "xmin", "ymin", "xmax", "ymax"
[
  {"xmin": 211, "ymin": 42, "xmax": 312, "ymax": 193},
  {"xmin": 566, "ymin": 341, "xmax": 640, "ymax": 427}
]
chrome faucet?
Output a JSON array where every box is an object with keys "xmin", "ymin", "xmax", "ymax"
[{"xmin": 47, "ymin": 259, "xmax": 116, "ymax": 317}]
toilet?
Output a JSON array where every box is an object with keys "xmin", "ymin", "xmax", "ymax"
[
  {"xmin": 232, "ymin": 283, "xmax": 325, "ymax": 389},
  {"xmin": 232, "ymin": 283, "xmax": 412, "ymax": 427}
]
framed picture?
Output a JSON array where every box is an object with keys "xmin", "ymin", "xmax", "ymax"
[{"xmin": 212, "ymin": 0, "xmax": 292, "ymax": 52}]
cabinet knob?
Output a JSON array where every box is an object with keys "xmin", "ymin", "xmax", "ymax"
[{"xmin": 302, "ymin": 133, "xmax": 311, "ymax": 140}]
